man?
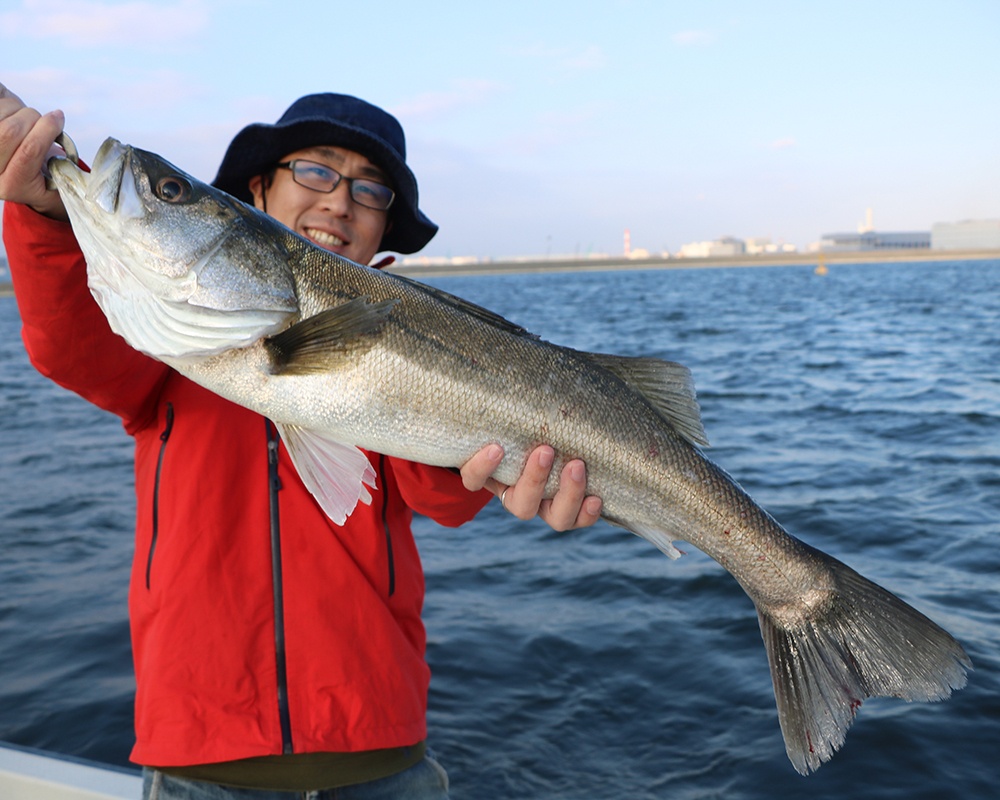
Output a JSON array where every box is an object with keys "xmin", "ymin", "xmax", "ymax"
[{"xmin": 0, "ymin": 85, "xmax": 602, "ymax": 799}]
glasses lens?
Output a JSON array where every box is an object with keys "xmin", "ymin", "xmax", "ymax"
[
  {"xmin": 291, "ymin": 161, "xmax": 339, "ymax": 192},
  {"xmin": 350, "ymin": 180, "xmax": 395, "ymax": 211}
]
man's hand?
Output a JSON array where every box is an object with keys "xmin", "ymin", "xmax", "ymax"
[
  {"xmin": 461, "ymin": 444, "xmax": 602, "ymax": 531},
  {"xmin": 0, "ymin": 83, "xmax": 70, "ymax": 220}
]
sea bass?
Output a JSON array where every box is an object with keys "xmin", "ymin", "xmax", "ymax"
[{"xmin": 48, "ymin": 138, "xmax": 970, "ymax": 774}]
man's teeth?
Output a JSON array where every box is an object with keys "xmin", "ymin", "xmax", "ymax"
[{"xmin": 306, "ymin": 228, "xmax": 344, "ymax": 246}]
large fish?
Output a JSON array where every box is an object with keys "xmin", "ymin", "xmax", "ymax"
[{"xmin": 48, "ymin": 138, "xmax": 970, "ymax": 774}]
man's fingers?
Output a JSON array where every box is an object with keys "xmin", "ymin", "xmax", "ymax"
[
  {"xmin": 459, "ymin": 443, "xmax": 504, "ymax": 493},
  {"xmin": 0, "ymin": 106, "xmax": 65, "ymax": 211},
  {"xmin": 537, "ymin": 461, "xmax": 603, "ymax": 531},
  {"xmin": 501, "ymin": 446, "xmax": 554, "ymax": 520}
]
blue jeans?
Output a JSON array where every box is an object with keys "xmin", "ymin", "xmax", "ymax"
[{"xmin": 142, "ymin": 754, "xmax": 450, "ymax": 800}]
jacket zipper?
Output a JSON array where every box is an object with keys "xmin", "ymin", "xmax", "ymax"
[
  {"xmin": 266, "ymin": 421, "xmax": 295, "ymax": 754},
  {"xmin": 146, "ymin": 402, "xmax": 174, "ymax": 590},
  {"xmin": 378, "ymin": 454, "xmax": 395, "ymax": 597}
]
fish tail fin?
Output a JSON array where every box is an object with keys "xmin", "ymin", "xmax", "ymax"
[{"xmin": 755, "ymin": 556, "xmax": 971, "ymax": 774}]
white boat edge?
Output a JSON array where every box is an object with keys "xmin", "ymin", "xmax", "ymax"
[{"xmin": 0, "ymin": 741, "xmax": 143, "ymax": 800}]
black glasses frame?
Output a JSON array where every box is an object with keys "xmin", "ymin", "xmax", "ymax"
[{"xmin": 274, "ymin": 160, "xmax": 395, "ymax": 211}]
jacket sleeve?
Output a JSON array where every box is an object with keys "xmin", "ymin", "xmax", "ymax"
[
  {"xmin": 3, "ymin": 201, "xmax": 171, "ymax": 431},
  {"xmin": 387, "ymin": 456, "xmax": 494, "ymax": 528}
]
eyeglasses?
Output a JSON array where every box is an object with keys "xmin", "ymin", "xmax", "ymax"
[{"xmin": 274, "ymin": 159, "xmax": 395, "ymax": 211}]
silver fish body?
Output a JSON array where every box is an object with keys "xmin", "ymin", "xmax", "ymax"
[{"xmin": 48, "ymin": 139, "xmax": 970, "ymax": 774}]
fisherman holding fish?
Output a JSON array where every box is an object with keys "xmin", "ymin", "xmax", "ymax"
[
  {"xmin": 0, "ymin": 84, "xmax": 602, "ymax": 799},
  {"xmin": 2, "ymin": 72, "xmax": 975, "ymax": 790}
]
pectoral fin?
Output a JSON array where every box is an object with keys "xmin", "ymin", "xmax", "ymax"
[
  {"xmin": 587, "ymin": 353, "xmax": 709, "ymax": 446},
  {"xmin": 275, "ymin": 422, "xmax": 377, "ymax": 525},
  {"xmin": 265, "ymin": 296, "xmax": 398, "ymax": 375}
]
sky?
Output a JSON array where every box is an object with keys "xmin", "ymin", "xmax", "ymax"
[{"xmin": 2, "ymin": 0, "xmax": 999, "ymax": 260}]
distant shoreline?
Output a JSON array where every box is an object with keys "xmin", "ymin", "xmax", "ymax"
[
  {"xmin": 2, "ymin": 248, "xmax": 998, "ymax": 295},
  {"xmin": 386, "ymin": 247, "xmax": 1000, "ymax": 278}
]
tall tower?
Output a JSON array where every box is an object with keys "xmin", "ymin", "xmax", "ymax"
[
  {"xmin": 624, "ymin": 228, "xmax": 631, "ymax": 257},
  {"xmin": 858, "ymin": 208, "xmax": 874, "ymax": 233}
]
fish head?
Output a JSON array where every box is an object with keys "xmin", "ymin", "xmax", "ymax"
[{"xmin": 48, "ymin": 138, "xmax": 300, "ymax": 359}]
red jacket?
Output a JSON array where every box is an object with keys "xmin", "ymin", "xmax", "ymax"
[{"xmin": 3, "ymin": 202, "xmax": 492, "ymax": 767}]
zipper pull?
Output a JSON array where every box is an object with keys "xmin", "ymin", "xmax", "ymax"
[
  {"xmin": 266, "ymin": 422, "xmax": 283, "ymax": 491},
  {"xmin": 160, "ymin": 402, "xmax": 175, "ymax": 442}
]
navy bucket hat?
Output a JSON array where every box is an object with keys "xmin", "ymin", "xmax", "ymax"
[{"xmin": 212, "ymin": 93, "xmax": 437, "ymax": 254}]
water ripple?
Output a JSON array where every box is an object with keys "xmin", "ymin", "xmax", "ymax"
[{"xmin": 2, "ymin": 259, "xmax": 999, "ymax": 797}]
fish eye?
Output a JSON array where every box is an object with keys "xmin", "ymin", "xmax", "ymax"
[{"xmin": 155, "ymin": 176, "xmax": 192, "ymax": 203}]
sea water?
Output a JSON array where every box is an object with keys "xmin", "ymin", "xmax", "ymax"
[{"xmin": 1, "ymin": 259, "xmax": 998, "ymax": 798}]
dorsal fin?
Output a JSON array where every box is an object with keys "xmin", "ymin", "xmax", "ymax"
[
  {"xmin": 397, "ymin": 274, "xmax": 540, "ymax": 339},
  {"xmin": 586, "ymin": 353, "xmax": 709, "ymax": 447}
]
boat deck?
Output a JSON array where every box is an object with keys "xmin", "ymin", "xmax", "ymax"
[{"xmin": 0, "ymin": 742, "xmax": 142, "ymax": 800}]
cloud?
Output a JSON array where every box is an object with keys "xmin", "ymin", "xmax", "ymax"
[
  {"xmin": 2, "ymin": 67, "xmax": 116, "ymax": 125},
  {"xmin": 392, "ymin": 80, "xmax": 507, "ymax": 121},
  {"xmin": 559, "ymin": 44, "xmax": 607, "ymax": 71},
  {"xmin": 511, "ymin": 43, "xmax": 608, "ymax": 73},
  {"xmin": 498, "ymin": 106, "xmax": 601, "ymax": 157},
  {"xmin": 769, "ymin": 137, "xmax": 798, "ymax": 150},
  {"xmin": 672, "ymin": 30, "xmax": 716, "ymax": 46},
  {"xmin": 1, "ymin": 67, "xmax": 74, "ymax": 102},
  {"xmin": 4, "ymin": 67, "xmax": 206, "ymax": 116},
  {"xmin": 2, "ymin": 65, "xmax": 219, "ymax": 178},
  {"xmin": 0, "ymin": 0, "xmax": 209, "ymax": 46}
]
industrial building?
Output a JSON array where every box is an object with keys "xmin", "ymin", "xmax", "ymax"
[
  {"xmin": 678, "ymin": 236, "xmax": 746, "ymax": 258},
  {"xmin": 816, "ymin": 230, "xmax": 930, "ymax": 251},
  {"xmin": 931, "ymin": 219, "xmax": 1000, "ymax": 250}
]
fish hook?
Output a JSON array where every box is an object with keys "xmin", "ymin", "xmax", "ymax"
[
  {"xmin": 55, "ymin": 131, "xmax": 81, "ymax": 167},
  {"xmin": 45, "ymin": 130, "xmax": 82, "ymax": 192}
]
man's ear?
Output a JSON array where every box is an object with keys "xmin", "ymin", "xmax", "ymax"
[{"xmin": 248, "ymin": 175, "xmax": 264, "ymax": 210}]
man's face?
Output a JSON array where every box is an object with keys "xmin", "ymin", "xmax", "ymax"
[{"xmin": 248, "ymin": 145, "xmax": 391, "ymax": 265}]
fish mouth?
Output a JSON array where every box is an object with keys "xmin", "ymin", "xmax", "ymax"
[
  {"xmin": 89, "ymin": 139, "xmax": 132, "ymax": 216},
  {"xmin": 48, "ymin": 137, "xmax": 132, "ymax": 218},
  {"xmin": 46, "ymin": 151, "xmax": 87, "ymax": 196},
  {"xmin": 91, "ymin": 137, "xmax": 127, "ymax": 172}
]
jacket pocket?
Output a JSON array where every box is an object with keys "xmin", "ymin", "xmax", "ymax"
[{"xmin": 146, "ymin": 402, "xmax": 174, "ymax": 590}]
